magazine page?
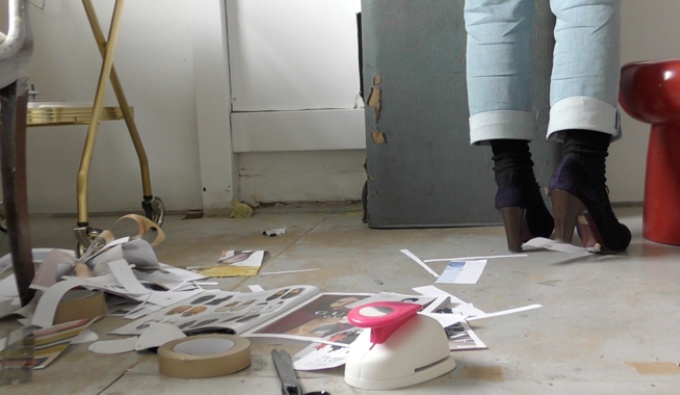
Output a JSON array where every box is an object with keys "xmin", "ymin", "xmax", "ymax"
[
  {"xmin": 245, "ymin": 292, "xmax": 440, "ymax": 345},
  {"xmin": 110, "ymin": 285, "xmax": 319, "ymax": 336},
  {"xmin": 244, "ymin": 292, "xmax": 372, "ymax": 346}
]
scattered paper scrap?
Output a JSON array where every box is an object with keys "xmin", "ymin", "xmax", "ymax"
[
  {"xmin": 400, "ymin": 249, "xmax": 439, "ymax": 278},
  {"xmin": 262, "ymin": 228, "xmax": 285, "ymax": 237},
  {"xmin": 31, "ymin": 274, "xmax": 203, "ymax": 328},
  {"xmin": 134, "ymin": 323, "xmax": 186, "ymax": 351},
  {"xmin": 413, "ymin": 285, "xmax": 485, "ymax": 318},
  {"xmin": 71, "ymin": 330, "xmax": 98, "ymax": 345},
  {"xmin": 522, "ymin": 237, "xmax": 586, "ymax": 253},
  {"xmin": 293, "ymin": 341, "xmax": 352, "ymax": 371},
  {"xmin": 436, "ymin": 260, "xmax": 487, "ymax": 285},
  {"xmin": 260, "ymin": 268, "xmax": 320, "ymax": 276},
  {"xmin": 466, "ymin": 304, "xmax": 542, "ymax": 321},
  {"xmin": 248, "ymin": 284, "xmax": 265, "ymax": 292},
  {"xmin": 443, "ymin": 319, "xmax": 487, "ymax": 351},
  {"xmin": 88, "ymin": 337, "xmax": 138, "ymax": 355},
  {"xmin": 424, "ymin": 254, "xmax": 526, "ymax": 263},
  {"xmin": 420, "ymin": 311, "xmax": 465, "ymax": 329},
  {"xmin": 188, "ymin": 250, "xmax": 265, "ymax": 277}
]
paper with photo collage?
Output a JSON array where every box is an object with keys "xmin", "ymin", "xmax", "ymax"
[{"xmin": 111, "ymin": 285, "xmax": 320, "ymax": 336}]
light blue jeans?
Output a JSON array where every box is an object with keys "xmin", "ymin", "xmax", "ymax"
[{"xmin": 464, "ymin": 0, "xmax": 621, "ymax": 145}]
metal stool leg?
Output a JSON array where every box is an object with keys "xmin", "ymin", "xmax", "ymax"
[
  {"xmin": 82, "ymin": 0, "xmax": 164, "ymax": 226},
  {"xmin": 74, "ymin": 0, "xmax": 126, "ymax": 248},
  {"xmin": 76, "ymin": 0, "xmax": 165, "ymax": 250}
]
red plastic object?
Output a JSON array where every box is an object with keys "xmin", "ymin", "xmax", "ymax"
[
  {"xmin": 620, "ymin": 59, "xmax": 680, "ymax": 245},
  {"xmin": 347, "ymin": 301, "xmax": 420, "ymax": 344}
]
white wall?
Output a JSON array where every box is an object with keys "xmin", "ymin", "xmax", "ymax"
[
  {"xmin": 227, "ymin": 0, "xmax": 362, "ymax": 111},
  {"xmin": 226, "ymin": 0, "xmax": 366, "ymax": 205},
  {"xmin": 4, "ymin": 0, "xmax": 678, "ymax": 217}
]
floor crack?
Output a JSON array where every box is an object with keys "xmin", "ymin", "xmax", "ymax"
[{"xmin": 95, "ymin": 360, "xmax": 143, "ymax": 395}]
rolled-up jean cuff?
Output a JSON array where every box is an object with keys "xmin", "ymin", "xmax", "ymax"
[
  {"xmin": 469, "ymin": 110, "xmax": 535, "ymax": 145},
  {"xmin": 547, "ymin": 96, "xmax": 621, "ymax": 141}
]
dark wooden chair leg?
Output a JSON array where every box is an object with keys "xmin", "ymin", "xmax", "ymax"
[{"xmin": 1, "ymin": 82, "xmax": 35, "ymax": 306}]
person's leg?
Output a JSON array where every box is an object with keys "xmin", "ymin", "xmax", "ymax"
[
  {"xmin": 465, "ymin": 0, "xmax": 535, "ymax": 144},
  {"xmin": 490, "ymin": 139, "xmax": 554, "ymax": 251},
  {"xmin": 465, "ymin": 0, "xmax": 553, "ymax": 252},
  {"xmin": 547, "ymin": 0, "xmax": 621, "ymax": 140},
  {"xmin": 547, "ymin": 0, "xmax": 630, "ymax": 253}
]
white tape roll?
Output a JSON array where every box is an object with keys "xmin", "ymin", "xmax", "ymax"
[{"xmin": 157, "ymin": 334, "xmax": 251, "ymax": 378}]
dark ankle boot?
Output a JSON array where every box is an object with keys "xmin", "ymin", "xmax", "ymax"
[
  {"xmin": 491, "ymin": 140, "xmax": 554, "ymax": 252},
  {"xmin": 549, "ymin": 131, "xmax": 631, "ymax": 253}
]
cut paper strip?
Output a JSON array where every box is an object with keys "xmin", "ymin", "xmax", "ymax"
[
  {"xmin": 260, "ymin": 268, "xmax": 320, "ymax": 276},
  {"xmin": 32, "ymin": 279, "xmax": 88, "ymax": 328},
  {"xmin": 30, "ymin": 248, "xmax": 79, "ymax": 290},
  {"xmin": 400, "ymin": 249, "xmax": 439, "ymax": 278},
  {"xmin": 424, "ymin": 254, "xmax": 527, "ymax": 263},
  {"xmin": 412, "ymin": 285, "xmax": 485, "ymax": 317},
  {"xmin": 466, "ymin": 304, "xmax": 543, "ymax": 321},
  {"xmin": 89, "ymin": 336, "xmax": 138, "ymax": 354},
  {"xmin": 134, "ymin": 263, "xmax": 207, "ymax": 291},
  {"xmin": 83, "ymin": 236, "xmax": 128, "ymax": 265},
  {"xmin": 522, "ymin": 237, "xmax": 586, "ymax": 253},
  {"xmin": 0, "ymin": 248, "xmax": 76, "ymax": 277},
  {"xmin": 135, "ymin": 323, "xmax": 186, "ymax": 351},
  {"xmin": 420, "ymin": 312, "xmax": 466, "ymax": 329},
  {"xmin": 107, "ymin": 260, "xmax": 150, "ymax": 295},
  {"xmin": 112, "ymin": 213, "xmax": 165, "ymax": 248},
  {"xmin": 190, "ymin": 250, "xmax": 266, "ymax": 278},
  {"xmin": 89, "ymin": 244, "xmax": 125, "ymax": 276}
]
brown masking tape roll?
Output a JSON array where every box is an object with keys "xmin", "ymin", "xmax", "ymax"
[
  {"xmin": 157, "ymin": 334, "xmax": 251, "ymax": 378},
  {"xmin": 54, "ymin": 289, "xmax": 108, "ymax": 325}
]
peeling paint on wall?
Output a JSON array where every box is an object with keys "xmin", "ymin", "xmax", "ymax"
[
  {"xmin": 367, "ymin": 74, "xmax": 383, "ymax": 123},
  {"xmin": 371, "ymin": 131, "xmax": 387, "ymax": 144}
]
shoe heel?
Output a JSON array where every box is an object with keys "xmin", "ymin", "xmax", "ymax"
[
  {"xmin": 499, "ymin": 207, "xmax": 526, "ymax": 253},
  {"xmin": 550, "ymin": 189, "xmax": 586, "ymax": 244},
  {"xmin": 576, "ymin": 211, "xmax": 605, "ymax": 252}
]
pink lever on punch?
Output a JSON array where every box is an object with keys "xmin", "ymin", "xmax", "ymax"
[{"xmin": 347, "ymin": 301, "xmax": 421, "ymax": 344}]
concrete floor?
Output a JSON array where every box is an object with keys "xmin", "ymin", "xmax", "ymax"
[{"xmin": 1, "ymin": 204, "xmax": 680, "ymax": 394}]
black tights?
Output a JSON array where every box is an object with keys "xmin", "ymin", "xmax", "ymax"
[{"xmin": 490, "ymin": 129, "xmax": 610, "ymax": 186}]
